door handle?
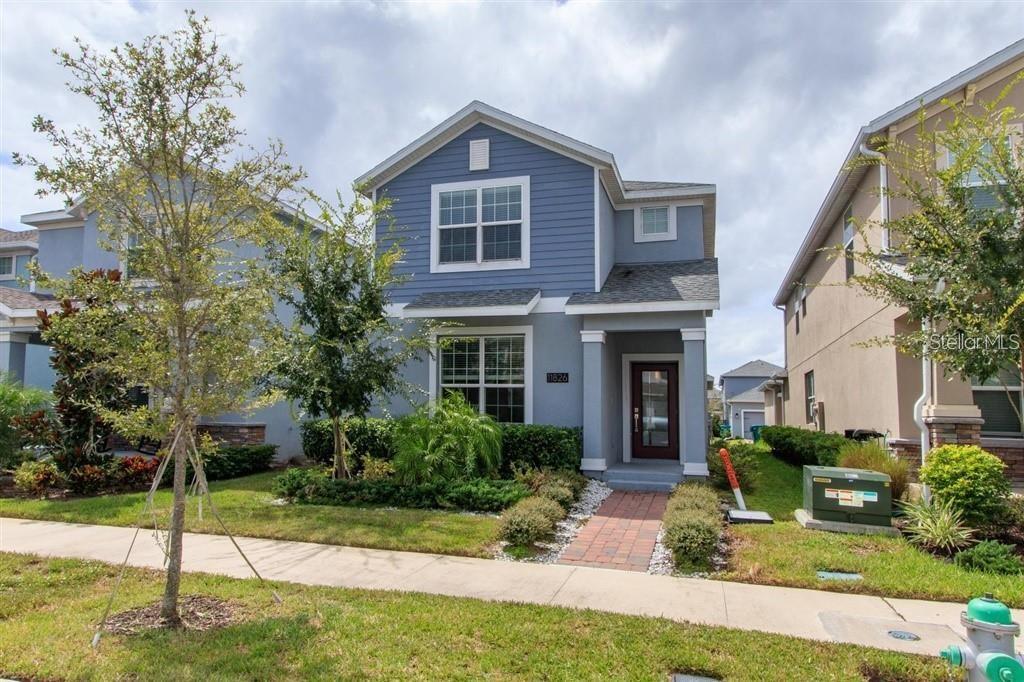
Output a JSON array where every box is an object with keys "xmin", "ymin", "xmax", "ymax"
[{"xmin": 633, "ymin": 412, "xmax": 639, "ymax": 433}]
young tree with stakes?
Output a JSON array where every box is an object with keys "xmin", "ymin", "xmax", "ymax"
[
  {"xmin": 846, "ymin": 77, "xmax": 1024, "ymax": 424},
  {"xmin": 269, "ymin": 193, "xmax": 436, "ymax": 479},
  {"xmin": 15, "ymin": 13, "xmax": 303, "ymax": 625}
]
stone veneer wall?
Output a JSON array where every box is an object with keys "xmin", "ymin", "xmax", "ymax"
[{"xmin": 108, "ymin": 422, "xmax": 266, "ymax": 451}]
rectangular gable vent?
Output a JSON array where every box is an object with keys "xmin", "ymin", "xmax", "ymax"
[{"xmin": 469, "ymin": 138, "xmax": 489, "ymax": 171}]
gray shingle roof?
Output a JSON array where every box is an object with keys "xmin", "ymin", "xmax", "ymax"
[
  {"xmin": 0, "ymin": 287, "xmax": 54, "ymax": 311},
  {"xmin": 0, "ymin": 228, "xmax": 37, "ymax": 245},
  {"xmin": 720, "ymin": 359, "xmax": 785, "ymax": 379},
  {"xmin": 404, "ymin": 288, "xmax": 541, "ymax": 310},
  {"xmin": 566, "ymin": 259, "xmax": 719, "ymax": 306},
  {"xmin": 729, "ymin": 387, "xmax": 767, "ymax": 404},
  {"xmin": 622, "ymin": 181, "xmax": 709, "ymax": 191}
]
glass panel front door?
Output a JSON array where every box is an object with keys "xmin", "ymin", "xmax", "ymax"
[{"xmin": 630, "ymin": 362, "xmax": 678, "ymax": 459}]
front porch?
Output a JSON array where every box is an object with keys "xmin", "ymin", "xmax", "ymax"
[{"xmin": 577, "ymin": 323, "xmax": 710, "ymax": 490}]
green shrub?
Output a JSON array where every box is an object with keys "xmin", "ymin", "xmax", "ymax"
[
  {"xmin": 161, "ymin": 443, "xmax": 277, "ymax": 486},
  {"xmin": 13, "ymin": 460, "xmax": 64, "ymax": 496},
  {"xmin": 498, "ymin": 424, "xmax": 580, "ymax": 475},
  {"xmin": 901, "ymin": 497, "xmax": 976, "ymax": 556},
  {"xmin": 954, "ymin": 540, "xmax": 1024, "ymax": 575},
  {"xmin": 274, "ymin": 471, "xmax": 529, "ymax": 512},
  {"xmin": 299, "ymin": 417, "xmax": 396, "ymax": 474},
  {"xmin": 359, "ymin": 456, "xmax": 394, "ymax": 480},
  {"xmin": 272, "ymin": 467, "xmax": 330, "ymax": 499},
  {"xmin": 837, "ymin": 441, "xmax": 911, "ymax": 503},
  {"xmin": 919, "ymin": 445, "xmax": 1009, "ymax": 526},
  {"xmin": 499, "ymin": 496, "xmax": 564, "ymax": 546},
  {"xmin": 0, "ymin": 375, "xmax": 51, "ymax": 471},
  {"xmin": 662, "ymin": 483, "xmax": 723, "ymax": 571},
  {"xmin": 535, "ymin": 481, "xmax": 575, "ymax": 510},
  {"xmin": 707, "ymin": 441, "xmax": 762, "ymax": 493},
  {"xmin": 760, "ymin": 425, "xmax": 847, "ymax": 467},
  {"xmin": 393, "ymin": 395, "xmax": 502, "ymax": 484}
]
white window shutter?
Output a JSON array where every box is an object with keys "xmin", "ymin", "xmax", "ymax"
[{"xmin": 469, "ymin": 139, "xmax": 489, "ymax": 171}]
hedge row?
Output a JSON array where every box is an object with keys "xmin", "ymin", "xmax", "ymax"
[
  {"xmin": 707, "ymin": 439, "xmax": 764, "ymax": 493},
  {"xmin": 162, "ymin": 444, "xmax": 277, "ymax": 485},
  {"xmin": 272, "ymin": 467, "xmax": 529, "ymax": 512},
  {"xmin": 662, "ymin": 483, "xmax": 723, "ymax": 572},
  {"xmin": 759, "ymin": 425, "xmax": 847, "ymax": 467},
  {"xmin": 300, "ymin": 418, "xmax": 581, "ymax": 475}
]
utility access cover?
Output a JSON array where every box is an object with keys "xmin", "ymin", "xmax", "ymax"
[{"xmin": 816, "ymin": 570, "xmax": 863, "ymax": 581}]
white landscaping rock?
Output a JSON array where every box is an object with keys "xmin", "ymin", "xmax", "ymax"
[{"xmin": 495, "ymin": 478, "xmax": 612, "ymax": 563}]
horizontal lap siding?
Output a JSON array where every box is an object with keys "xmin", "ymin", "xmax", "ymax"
[{"xmin": 380, "ymin": 123, "xmax": 595, "ymax": 299}]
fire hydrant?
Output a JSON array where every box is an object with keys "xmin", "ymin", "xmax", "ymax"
[{"xmin": 940, "ymin": 594, "xmax": 1024, "ymax": 681}]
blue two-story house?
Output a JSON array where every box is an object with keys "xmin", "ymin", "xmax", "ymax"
[{"xmin": 358, "ymin": 102, "xmax": 720, "ymax": 488}]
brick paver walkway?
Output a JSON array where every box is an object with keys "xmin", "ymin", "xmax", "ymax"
[{"xmin": 558, "ymin": 490, "xmax": 668, "ymax": 571}]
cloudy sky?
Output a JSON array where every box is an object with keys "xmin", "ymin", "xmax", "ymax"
[{"xmin": 2, "ymin": 1, "xmax": 1022, "ymax": 379}]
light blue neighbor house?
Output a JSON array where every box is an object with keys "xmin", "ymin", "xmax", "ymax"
[{"xmin": 357, "ymin": 102, "xmax": 720, "ymax": 489}]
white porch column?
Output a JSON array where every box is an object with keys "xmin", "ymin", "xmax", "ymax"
[
  {"xmin": 580, "ymin": 330, "xmax": 607, "ymax": 472},
  {"xmin": 681, "ymin": 329, "xmax": 709, "ymax": 476}
]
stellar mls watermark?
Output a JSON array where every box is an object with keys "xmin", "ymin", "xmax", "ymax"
[{"xmin": 927, "ymin": 333, "xmax": 1021, "ymax": 352}]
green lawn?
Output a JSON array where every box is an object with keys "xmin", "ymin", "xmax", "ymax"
[
  {"xmin": 719, "ymin": 454, "xmax": 1024, "ymax": 607},
  {"xmin": 0, "ymin": 552, "xmax": 945, "ymax": 681},
  {"xmin": 0, "ymin": 471, "xmax": 499, "ymax": 558}
]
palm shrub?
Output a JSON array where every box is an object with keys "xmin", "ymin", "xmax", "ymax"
[
  {"xmin": 393, "ymin": 394, "xmax": 502, "ymax": 484},
  {"xmin": 919, "ymin": 445, "xmax": 1009, "ymax": 526},
  {"xmin": 0, "ymin": 374, "xmax": 51, "ymax": 470},
  {"xmin": 901, "ymin": 497, "xmax": 975, "ymax": 556},
  {"xmin": 837, "ymin": 441, "xmax": 911, "ymax": 503}
]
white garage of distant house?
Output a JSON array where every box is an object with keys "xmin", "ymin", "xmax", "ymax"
[{"xmin": 727, "ymin": 387, "xmax": 765, "ymax": 439}]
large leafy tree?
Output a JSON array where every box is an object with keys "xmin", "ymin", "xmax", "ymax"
[
  {"xmin": 269, "ymin": 193, "xmax": 435, "ymax": 479},
  {"xmin": 848, "ymin": 77, "xmax": 1024, "ymax": 422},
  {"xmin": 15, "ymin": 13, "xmax": 303, "ymax": 624}
]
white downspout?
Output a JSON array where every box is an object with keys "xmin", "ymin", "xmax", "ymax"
[
  {"xmin": 859, "ymin": 143, "xmax": 889, "ymax": 250},
  {"xmin": 913, "ymin": 322, "xmax": 933, "ymax": 501}
]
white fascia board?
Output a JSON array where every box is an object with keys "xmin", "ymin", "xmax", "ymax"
[
  {"xmin": 401, "ymin": 291, "xmax": 541, "ymax": 319},
  {"xmin": 0, "ymin": 242, "xmax": 38, "ymax": 252},
  {"xmin": 621, "ymin": 185, "xmax": 716, "ymax": 201},
  {"xmin": 772, "ymin": 39, "xmax": 1024, "ymax": 308},
  {"xmin": 354, "ymin": 101, "xmax": 615, "ymax": 191},
  {"xmin": 564, "ymin": 299, "xmax": 720, "ymax": 316}
]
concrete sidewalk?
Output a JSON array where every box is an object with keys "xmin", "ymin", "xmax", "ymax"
[{"xmin": 2, "ymin": 517, "xmax": 1018, "ymax": 657}]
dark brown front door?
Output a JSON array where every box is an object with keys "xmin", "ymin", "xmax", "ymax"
[{"xmin": 630, "ymin": 362, "xmax": 679, "ymax": 459}]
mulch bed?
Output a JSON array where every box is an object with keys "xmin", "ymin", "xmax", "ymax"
[{"xmin": 102, "ymin": 595, "xmax": 238, "ymax": 635}]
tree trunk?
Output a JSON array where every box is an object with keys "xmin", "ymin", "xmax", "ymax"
[
  {"xmin": 331, "ymin": 414, "xmax": 351, "ymax": 480},
  {"xmin": 159, "ymin": 415, "xmax": 190, "ymax": 625}
]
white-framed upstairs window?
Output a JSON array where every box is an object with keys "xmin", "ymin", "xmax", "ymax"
[
  {"xmin": 430, "ymin": 176, "xmax": 530, "ymax": 273},
  {"xmin": 0, "ymin": 255, "xmax": 16, "ymax": 281},
  {"xmin": 633, "ymin": 205, "xmax": 677, "ymax": 243}
]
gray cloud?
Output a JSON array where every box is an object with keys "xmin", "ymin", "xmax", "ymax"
[{"xmin": 2, "ymin": 0, "xmax": 1021, "ymax": 378}]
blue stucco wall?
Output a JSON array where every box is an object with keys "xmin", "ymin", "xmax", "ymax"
[
  {"xmin": 24, "ymin": 343, "xmax": 56, "ymax": 390},
  {"xmin": 379, "ymin": 122, "xmax": 596, "ymax": 300},
  {"xmin": 380, "ymin": 311, "xmax": 584, "ymax": 428},
  {"xmin": 721, "ymin": 375, "xmax": 767, "ymax": 401},
  {"xmin": 37, "ymin": 225, "xmax": 86, "ymax": 279},
  {"xmin": 613, "ymin": 205, "xmax": 704, "ymax": 263}
]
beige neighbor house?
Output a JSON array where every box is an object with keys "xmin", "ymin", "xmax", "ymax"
[{"xmin": 767, "ymin": 40, "xmax": 1024, "ymax": 484}]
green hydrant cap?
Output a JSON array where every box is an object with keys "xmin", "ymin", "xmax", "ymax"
[
  {"xmin": 966, "ymin": 594, "xmax": 1014, "ymax": 626},
  {"xmin": 939, "ymin": 645, "xmax": 963, "ymax": 667}
]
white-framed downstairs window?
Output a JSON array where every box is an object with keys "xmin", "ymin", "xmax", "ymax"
[
  {"xmin": 438, "ymin": 334, "xmax": 527, "ymax": 423},
  {"xmin": 430, "ymin": 176, "xmax": 530, "ymax": 273},
  {"xmin": 0, "ymin": 255, "xmax": 15, "ymax": 281},
  {"xmin": 972, "ymin": 369, "xmax": 1023, "ymax": 436},
  {"xmin": 633, "ymin": 205, "xmax": 677, "ymax": 243}
]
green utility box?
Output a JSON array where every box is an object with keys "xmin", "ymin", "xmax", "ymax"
[{"xmin": 802, "ymin": 466, "xmax": 892, "ymax": 527}]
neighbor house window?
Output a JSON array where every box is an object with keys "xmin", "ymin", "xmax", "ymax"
[
  {"xmin": 0, "ymin": 256, "xmax": 14, "ymax": 280},
  {"xmin": 431, "ymin": 177, "xmax": 530, "ymax": 272},
  {"xmin": 972, "ymin": 369, "xmax": 1023, "ymax": 436},
  {"xmin": 843, "ymin": 205, "xmax": 855, "ymax": 280},
  {"xmin": 439, "ymin": 334, "xmax": 526, "ymax": 423},
  {"xmin": 633, "ymin": 205, "xmax": 678, "ymax": 243},
  {"xmin": 804, "ymin": 370, "xmax": 815, "ymax": 424}
]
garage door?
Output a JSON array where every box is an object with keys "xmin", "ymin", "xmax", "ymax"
[{"xmin": 742, "ymin": 411, "xmax": 765, "ymax": 440}]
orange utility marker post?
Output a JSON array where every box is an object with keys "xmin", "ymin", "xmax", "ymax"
[{"xmin": 719, "ymin": 448, "xmax": 773, "ymax": 524}]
